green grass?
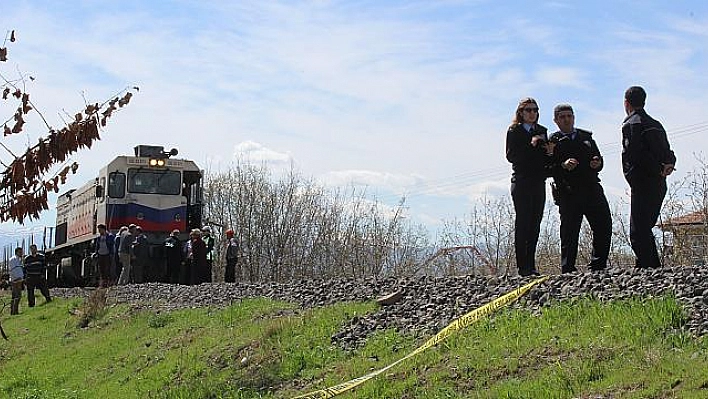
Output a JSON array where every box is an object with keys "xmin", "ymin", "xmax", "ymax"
[{"xmin": 1, "ymin": 291, "xmax": 708, "ymax": 398}]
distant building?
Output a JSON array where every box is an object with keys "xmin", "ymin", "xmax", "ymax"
[{"xmin": 658, "ymin": 209, "xmax": 708, "ymax": 266}]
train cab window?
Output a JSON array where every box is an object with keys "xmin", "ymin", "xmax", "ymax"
[
  {"xmin": 127, "ymin": 169, "xmax": 181, "ymax": 195},
  {"xmin": 108, "ymin": 172, "xmax": 126, "ymax": 198}
]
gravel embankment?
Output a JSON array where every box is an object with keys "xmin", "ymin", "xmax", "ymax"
[{"xmin": 51, "ymin": 265, "xmax": 708, "ymax": 347}]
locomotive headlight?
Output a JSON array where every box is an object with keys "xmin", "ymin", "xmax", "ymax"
[
  {"xmin": 157, "ymin": 159, "xmax": 165, "ymax": 166},
  {"xmin": 149, "ymin": 159, "xmax": 158, "ymax": 166}
]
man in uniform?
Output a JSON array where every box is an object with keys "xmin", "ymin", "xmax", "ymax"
[
  {"xmin": 622, "ymin": 86, "xmax": 676, "ymax": 269},
  {"xmin": 550, "ymin": 103, "xmax": 612, "ymax": 273},
  {"xmin": 163, "ymin": 229, "xmax": 184, "ymax": 283},
  {"xmin": 131, "ymin": 226, "xmax": 149, "ymax": 283}
]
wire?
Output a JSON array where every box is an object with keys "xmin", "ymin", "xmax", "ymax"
[{"xmin": 375, "ymin": 121, "xmax": 708, "ymax": 203}]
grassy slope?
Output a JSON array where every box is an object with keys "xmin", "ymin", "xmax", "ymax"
[{"xmin": 0, "ymin": 291, "xmax": 707, "ymax": 399}]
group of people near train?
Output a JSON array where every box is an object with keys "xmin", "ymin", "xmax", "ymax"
[
  {"xmin": 507, "ymin": 85, "xmax": 676, "ymax": 276},
  {"xmin": 93, "ymin": 223, "xmax": 240, "ymax": 287}
]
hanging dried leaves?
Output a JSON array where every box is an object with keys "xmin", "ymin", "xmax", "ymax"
[{"xmin": 0, "ymin": 31, "xmax": 137, "ymax": 223}]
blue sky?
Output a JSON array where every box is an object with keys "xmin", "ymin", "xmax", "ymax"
[{"xmin": 2, "ymin": 1, "xmax": 708, "ymax": 245}]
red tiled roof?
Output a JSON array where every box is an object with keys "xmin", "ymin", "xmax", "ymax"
[{"xmin": 660, "ymin": 210, "xmax": 707, "ymax": 227}]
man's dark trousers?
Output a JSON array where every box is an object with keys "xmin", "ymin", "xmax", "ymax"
[
  {"xmin": 557, "ymin": 184, "xmax": 612, "ymax": 272},
  {"xmin": 26, "ymin": 274, "xmax": 51, "ymax": 307},
  {"xmin": 630, "ymin": 176, "xmax": 667, "ymax": 268}
]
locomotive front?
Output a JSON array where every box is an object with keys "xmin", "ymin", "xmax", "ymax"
[{"xmin": 48, "ymin": 145, "xmax": 203, "ymax": 286}]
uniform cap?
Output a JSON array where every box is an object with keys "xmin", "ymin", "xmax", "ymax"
[{"xmin": 225, "ymin": 229, "xmax": 234, "ymax": 236}]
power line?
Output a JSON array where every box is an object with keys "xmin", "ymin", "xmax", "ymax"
[{"xmin": 376, "ymin": 121, "xmax": 708, "ymax": 203}]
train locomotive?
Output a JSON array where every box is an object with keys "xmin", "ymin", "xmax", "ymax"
[{"xmin": 45, "ymin": 145, "xmax": 203, "ymax": 286}]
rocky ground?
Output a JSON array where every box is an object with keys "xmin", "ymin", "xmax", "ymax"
[{"xmin": 51, "ymin": 265, "xmax": 708, "ymax": 348}]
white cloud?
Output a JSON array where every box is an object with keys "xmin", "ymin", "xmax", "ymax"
[
  {"xmin": 320, "ymin": 170, "xmax": 425, "ymax": 194},
  {"xmin": 233, "ymin": 141, "xmax": 293, "ymax": 164},
  {"xmin": 535, "ymin": 67, "xmax": 588, "ymax": 89}
]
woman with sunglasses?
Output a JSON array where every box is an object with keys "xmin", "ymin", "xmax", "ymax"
[{"xmin": 505, "ymin": 97, "xmax": 555, "ymax": 276}]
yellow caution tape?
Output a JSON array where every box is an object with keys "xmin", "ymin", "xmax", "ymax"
[{"xmin": 293, "ymin": 276, "xmax": 549, "ymax": 399}]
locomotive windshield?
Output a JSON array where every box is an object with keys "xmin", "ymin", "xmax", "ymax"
[{"xmin": 127, "ymin": 168, "xmax": 181, "ymax": 195}]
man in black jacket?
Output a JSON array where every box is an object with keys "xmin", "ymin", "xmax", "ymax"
[
  {"xmin": 163, "ymin": 229, "xmax": 184, "ymax": 284},
  {"xmin": 24, "ymin": 244, "xmax": 52, "ymax": 307},
  {"xmin": 550, "ymin": 104, "xmax": 612, "ymax": 273},
  {"xmin": 622, "ymin": 86, "xmax": 676, "ymax": 269}
]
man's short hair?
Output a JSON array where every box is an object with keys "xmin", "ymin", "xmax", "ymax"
[
  {"xmin": 97, "ymin": 224, "xmax": 106, "ymax": 230},
  {"xmin": 625, "ymin": 86, "xmax": 646, "ymax": 108},
  {"xmin": 553, "ymin": 103, "xmax": 574, "ymax": 118}
]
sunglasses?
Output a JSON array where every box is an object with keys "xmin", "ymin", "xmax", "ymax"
[{"xmin": 522, "ymin": 107, "xmax": 539, "ymax": 113}]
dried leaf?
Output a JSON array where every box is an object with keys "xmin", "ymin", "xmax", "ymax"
[
  {"xmin": 0, "ymin": 47, "xmax": 6, "ymax": 62},
  {"xmin": 11, "ymin": 114, "xmax": 24, "ymax": 133},
  {"xmin": 22, "ymin": 93, "xmax": 31, "ymax": 114},
  {"xmin": 10, "ymin": 30, "xmax": 15, "ymax": 42},
  {"xmin": 118, "ymin": 92, "xmax": 132, "ymax": 107}
]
